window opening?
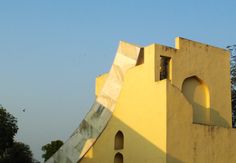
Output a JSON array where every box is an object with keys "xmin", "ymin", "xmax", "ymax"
[
  {"xmin": 160, "ymin": 56, "xmax": 170, "ymax": 80},
  {"xmin": 114, "ymin": 152, "xmax": 123, "ymax": 163},
  {"xmin": 114, "ymin": 131, "xmax": 124, "ymax": 150}
]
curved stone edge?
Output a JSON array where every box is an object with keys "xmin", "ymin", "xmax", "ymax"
[{"xmin": 46, "ymin": 41, "xmax": 142, "ymax": 163}]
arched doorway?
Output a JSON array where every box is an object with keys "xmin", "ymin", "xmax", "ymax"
[{"xmin": 182, "ymin": 76, "xmax": 210, "ymax": 124}]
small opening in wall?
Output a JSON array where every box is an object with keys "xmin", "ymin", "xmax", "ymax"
[
  {"xmin": 114, "ymin": 152, "xmax": 123, "ymax": 163},
  {"xmin": 160, "ymin": 56, "xmax": 171, "ymax": 80},
  {"xmin": 114, "ymin": 131, "xmax": 124, "ymax": 150},
  {"xmin": 136, "ymin": 48, "xmax": 144, "ymax": 65}
]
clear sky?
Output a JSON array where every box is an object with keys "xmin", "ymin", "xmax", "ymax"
[{"xmin": 0, "ymin": 0, "xmax": 236, "ymax": 161}]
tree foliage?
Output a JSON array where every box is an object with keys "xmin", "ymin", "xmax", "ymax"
[
  {"xmin": 227, "ymin": 45, "xmax": 236, "ymax": 127},
  {"xmin": 0, "ymin": 105, "xmax": 18, "ymax": 156},
  {"xmin": 231, "ymin": 50, "xmax": 236, "ymax": 127},
  {"xmin": 1, "ymin": 142, "xmax": 34, "ymax": 163},
  {"xmin": 42, "ymin": 140, "xmax": 63, "ymax": 162},
  {"xmin": 0, "ymin": 105, "xmax": 37, "ymax": 162}
]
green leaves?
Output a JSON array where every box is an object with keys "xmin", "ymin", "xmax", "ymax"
[
  {"xmin": 1, "ymin": 142, "xmax": 34, "ymax": 163},
  {"xmin": 0, "ymin": 105, "xmax": 37, "ymax": 163},
  {"xmin": 0, "ymin": 106, "xmax": 18, "ymax": 156},
  {"xmin": 42, "ymin": 140, "xmax": 63, "ymax": 162},
  {"xmin": 228, "ymin": 46, "xmax": 236, "ymax": 127}
]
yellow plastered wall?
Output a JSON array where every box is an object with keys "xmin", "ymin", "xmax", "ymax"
[
  {"xmin": 81, "ymin": 54, "xmax": 168, "ymax": 163},
  {"xmin": 167, "ymin": 81, "xmax": 236, "ymax": 163},
  {"xmin": 152, "ymin": 38, "xmax": 231, "ymax": 127},
  {"xmin": 182, "ymin": 76, "xmax": 211, "ymax": 124},
  {"xmin": 80, "ymin": 37, "xmax": 234, "ymax": 163},
  {"xmin": 95, "ymin": 73, "xmax": 108, "ymax": 97}
]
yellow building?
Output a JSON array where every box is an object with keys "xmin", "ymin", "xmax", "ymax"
[{"xmin": 47, "ymin": 37, "xmax": 235, "ymax": 163}]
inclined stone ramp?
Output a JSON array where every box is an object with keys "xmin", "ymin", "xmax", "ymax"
[{"xmin": 46, "ymin": 41, "xmax": 143, "ymax": 163}]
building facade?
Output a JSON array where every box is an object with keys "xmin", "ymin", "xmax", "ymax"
[{"xmin": 48, "ymin": 38, "xmax": 234, "ymax": 163}]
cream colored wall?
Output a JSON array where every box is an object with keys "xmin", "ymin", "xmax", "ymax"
[
  {"xmin": 152, "ymin": 38, "xmax": 231, "ymax": 127},
  {"xmin": 161, "ymin": 38, "xmax": 235, "ymax": 162},
  {"xmin": 81, "ymin": 37, "xmax": 233, "ymax": 163},
  {"xmin": 95, "ymin": 73, "xmax": 108, "ymax": 97},
  {"xmin": 167, "ymin": 81, "xmax": 236, "ymax": 163},
  {"xmin": 81, "ymin": 62, "xmax": 169, "ymax": 162}
]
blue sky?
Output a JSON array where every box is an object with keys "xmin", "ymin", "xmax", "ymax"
[{"xmin": 0, "ymin": 0, "xmax": 236, "ymax": 161}]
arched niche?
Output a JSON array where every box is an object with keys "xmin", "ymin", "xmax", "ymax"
[
  {"xmin": 182, "ymin": 76, "xmax": 210, "ymax": 124},
  {"xmin": 114, "ymin": 152, "xmax": 123, "ymax": 163},
  {"xmin": 114, "ymin": 131, "xmax": 124, "ymax": 150}
]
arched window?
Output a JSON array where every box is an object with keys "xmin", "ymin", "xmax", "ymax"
[
  {"xmin": 182, "ymin": 76, "xmax": 210, "ymax": 124},
  {"xmin": 114, "ymin": 152, "xmax": 123, "ymax": 163},
  {"xmin": 114, "ymin": 131, "xmax": 124, "ymax": 150}
]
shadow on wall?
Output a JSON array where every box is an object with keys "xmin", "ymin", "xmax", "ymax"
[
  {"xmin": 192, "ymin": 103, "xmax": 230, "ymax": 127},
  {"xmin": 79, "ymin": 114, "xmax": 183, "ymax": 163},
  {"xmin": 182, "ymin": 76, "xmax": 230, "ymax": 127}
]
